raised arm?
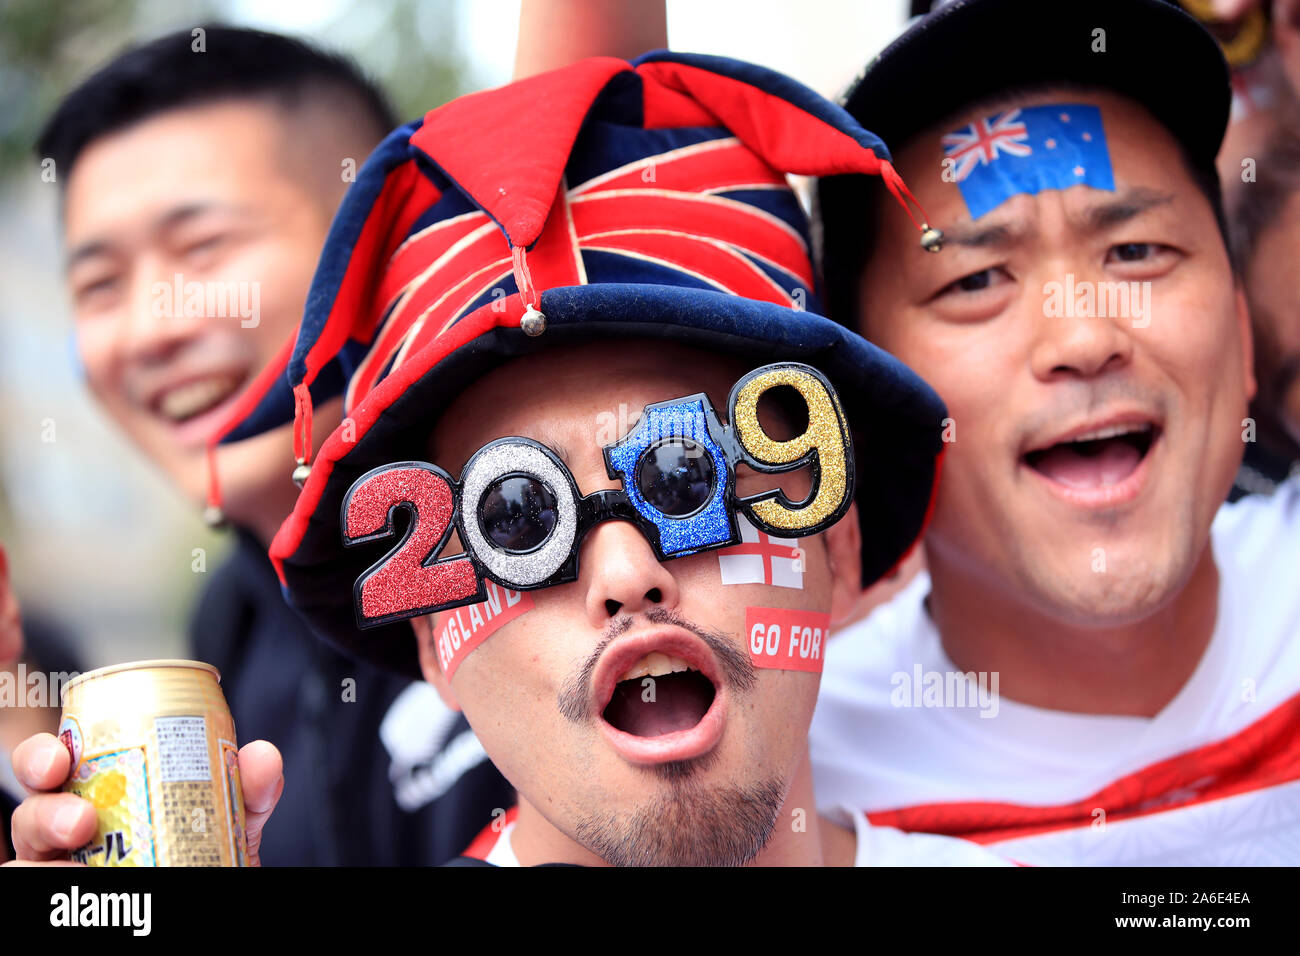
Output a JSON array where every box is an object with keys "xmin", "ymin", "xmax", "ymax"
[{"xmin": 514, "ymin": 0, "xmax": 668, "ymax": 79}]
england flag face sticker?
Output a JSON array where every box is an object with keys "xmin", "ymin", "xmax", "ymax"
[{"xmin": 717, "ymin": 514, "xmax": 804, "ymax": 589}]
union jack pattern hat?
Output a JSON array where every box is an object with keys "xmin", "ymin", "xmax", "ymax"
[{"xmin": 219, "ymin": 51, "xmax": 948, "ymax": 675}]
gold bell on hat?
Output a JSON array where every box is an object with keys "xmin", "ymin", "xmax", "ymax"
[
  {"xmin": 292, "ymin": 458, "xmax": 312, "ymax": 489},
  {"xmin": 920, "ymin": 223, "xmax": 945, "ymax": 253}
]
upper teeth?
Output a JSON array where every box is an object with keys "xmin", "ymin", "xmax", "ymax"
[
  {"xmin": 159, "ymin": 375, "xmax": 241, "ymax": 422},
  {"xmin": 619, "ymin": 652, "xmax": 693, "ymax": 682},
  {"xmin": 1069, "ymin": 423, "xmax": 1150, "ymax": 443}
]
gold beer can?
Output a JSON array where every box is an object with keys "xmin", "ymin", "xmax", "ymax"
[{"xmin": 57, "ymin": 659, "xmax": 248, "ymax": 867}]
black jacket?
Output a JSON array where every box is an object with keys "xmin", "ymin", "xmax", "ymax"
[
  {"xmin": 0, "ymin": 787, "xmax": 16, "ymax": 860},
  {"xmin": 191, "ymin": 532, "xmax": 513, "ymax": 865}
]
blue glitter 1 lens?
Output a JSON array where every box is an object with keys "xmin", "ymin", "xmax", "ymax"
[
  {"xmin": 636, "ymin": 439, "xmax": 715, "ymax": 517},
  {"xmin": 604, "ymin": 396, "xmax": 733, "ymax": 556}
]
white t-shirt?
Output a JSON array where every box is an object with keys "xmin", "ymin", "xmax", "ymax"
[
  {"xmin": 849, "ymin": 811, "xmax": 1011, "ymax": 866},
  {"xmin": 810, "ymin": 479, "xmax": 1300, "ymax": 865},
  {"xmin": 483, "ymin": 820, "xmax": 522, "ymax": 867},
  {"xmin": 476, "ymin": 809, "xmax": 1008, "ymax": 866}
]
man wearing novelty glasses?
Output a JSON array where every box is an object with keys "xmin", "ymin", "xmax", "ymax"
[
  {"xmin": 324, "ymin": 333, "xmax": 990, "ymax": 865},
  {"xmin": 11, "ymin": 42, "xmax": 1013, "ymax": 865},
  {"xmin": 245, "ymin": 49, "xmax": 997, "ymax": 866},
  {"xmin": 407, "ymin": 345, "xmax": 887, "ymax": 865}
]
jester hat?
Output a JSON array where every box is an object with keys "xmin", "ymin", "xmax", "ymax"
[{"xmin": 218, "ymin": 52, "xmax": 948, "ymax": 675}]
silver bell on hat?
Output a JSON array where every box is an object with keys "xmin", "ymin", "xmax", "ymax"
[{"xmin": 520, "ymin": 304, "xmax": 546, "ymax": 336}]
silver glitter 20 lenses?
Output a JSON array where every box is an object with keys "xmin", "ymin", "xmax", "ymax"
[{"xmin": 457, "ymin": 440, "xmax": 579, "ymax": 588}]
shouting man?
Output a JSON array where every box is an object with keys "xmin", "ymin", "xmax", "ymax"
[
  {"xmin": 17, "ymin": 50, "xmax": 1018, "ymax": 868},
  {"xmin": 812, "ymin": 0, "xmax": 1300, "ymax": 864}
]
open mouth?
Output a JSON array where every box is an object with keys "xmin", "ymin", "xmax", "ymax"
[
  {"xmin": 592, "ymin": 630, "xmax": 727, "ymax": 765},
  {"xmin": 1023, "ymin": 421, "xmax": 1160, "ymax": 493},
  {"xmin": 154, "ymin": 371, "xmax": 248, "ymax": 425},
  {"xmin": 603, "ymin": 652, "xmax": 717, "ymax": 737}
]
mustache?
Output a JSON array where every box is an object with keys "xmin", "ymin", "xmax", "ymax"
[
  {"xmin": 1017, "ymin": 378, "xmax": 1169, "ymax": 448},
  {"xmin": 556, "ymin": 606, "xmax": 757, "ymax": 725}
]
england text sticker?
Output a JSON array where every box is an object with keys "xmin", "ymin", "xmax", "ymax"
[{"xmin": 435, "ymin": 581, "xmax": 535, "ymax": 679}]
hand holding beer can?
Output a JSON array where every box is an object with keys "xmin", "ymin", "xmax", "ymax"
[{"xmin": 57, "ymin": 659, "xmax": 248, "ymax": 867}]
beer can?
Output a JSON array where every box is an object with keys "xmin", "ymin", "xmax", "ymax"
[{"xmin": 57, "ymin": 659, "xmax": 248, "ymax": 867}]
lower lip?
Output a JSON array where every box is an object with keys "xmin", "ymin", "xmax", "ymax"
[
  {"xmin": 598, "ymin": 686, "xmax": 727, "ymax": 765},
  {"xmin": 154, "ymin": 379, "xmax": 249, "ymax": 448},
  {"xmin": 1021, "ymin": 433, "xmax": 1160, "ymax": 509}
]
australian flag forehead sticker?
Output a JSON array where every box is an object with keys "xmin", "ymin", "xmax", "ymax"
[{"xmin": 942, "ymin": 104, "xmax": 1115, "ymax": 220}]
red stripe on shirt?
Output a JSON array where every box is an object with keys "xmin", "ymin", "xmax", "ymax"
[
  {"xmin": 463, "ymin": 805, "xmax": 520, "ymax": 860},
  {"xmin": 866, "ymin": 689, "xmax": 1300, "ymax": 845}
]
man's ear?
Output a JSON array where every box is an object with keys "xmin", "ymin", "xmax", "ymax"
[
  {"xmin": 412, "ymin": 614, "xmax": 461, "ymax": 712},
  {"xmin": 824, "ymin": 502, "xmax": 863, "ymax": 627}
]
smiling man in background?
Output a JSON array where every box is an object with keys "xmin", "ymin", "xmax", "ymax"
[
  {"xmin": 811, "ymin": 0, "xmax": 1300, "ymax": 864},
  {"xmin": 30, "ymin": 24, "xmax": 514, "ymax": 864}
]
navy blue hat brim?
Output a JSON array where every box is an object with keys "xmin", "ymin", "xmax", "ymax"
[{"xmin": 279, "ymin": 284, "xmax": 946, "ymax": 678}]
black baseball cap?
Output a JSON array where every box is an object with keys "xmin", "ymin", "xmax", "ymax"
[{"xmin": 819, "ymin": 0, "xmax": 1232, "ymax": 325}]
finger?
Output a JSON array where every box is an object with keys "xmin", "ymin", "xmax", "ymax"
[
  {"xmin": 11, "ymin": 793, "xmax": 96, "ymax": 861},
  {"xmin": 12, "ymin": 733, "xmax": 71, "ymax": 793},
  {"xmin": 237, "ymin": 740, "xmax": 283, "ymax": 867}
]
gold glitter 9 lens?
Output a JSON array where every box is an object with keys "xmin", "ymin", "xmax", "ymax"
[{"xmin": 731, "ymin": 366, "xmax": 850, "ymax": 531}]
